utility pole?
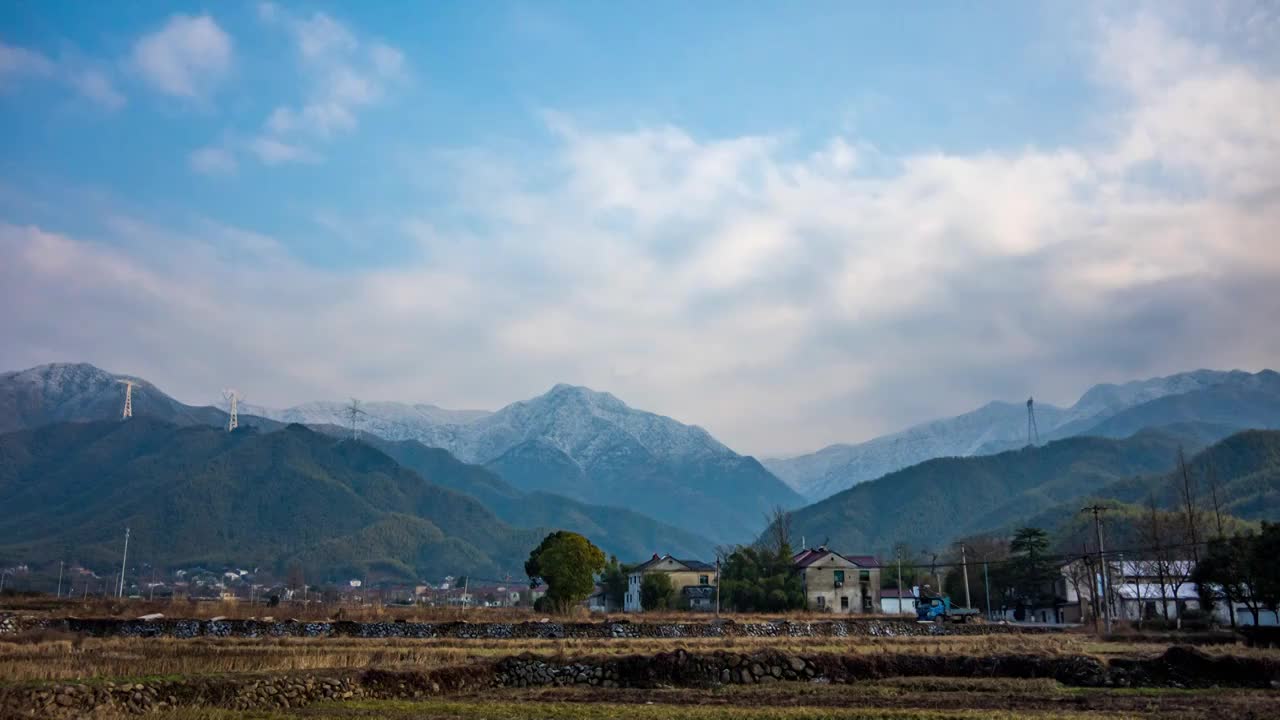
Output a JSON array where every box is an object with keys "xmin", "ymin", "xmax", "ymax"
[
  {"xmin": 117, "ymin": 527, "xmax": 130, "ymax": 598},
  {"xmin": 983, "ymin": 558, "xmax": 992, "ymax": 620},
  {"xmin": 1082, "ymin": 506, "xmax": 1111, "ymax": 634},
  {"xmin": 57, "ymin": 561, "xmax": 64, "ymax": 599},
  {"xmin": 955, "ymin": 543, "xmax": 972, "ymax": 609},
  {"xmin": 714, "ymin": 558, "xmax": 721, "ymax": 617},
  {"xmin": 896, "ymin": 548, "xmax": 904, "ymax": 616}
]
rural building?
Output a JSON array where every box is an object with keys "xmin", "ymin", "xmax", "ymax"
[
  {"xmin": 792, "ymin": 547, "xmax": 880, "ymax": 613},
  {"xmin": 879, "ymin": 587, "xmax": 917, "ymax": 615},
  {"xmin": 623, "ymin": 554, "xmax": 716, "ymax": 612}
]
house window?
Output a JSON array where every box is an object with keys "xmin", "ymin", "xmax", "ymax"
[
  {"xmin": 833, "ymin": 570, "xmax": 845, "ymax": 585},
  {"xmin": 699, "ymin": 575, "xmax": 709, "ymax": 585},
  {"xmin": 859, "ymin": 570, "xmax": 870, "ymax": 581},
  {"xmin": 841, "ymin": 596, "xmax": 850, "ymax": 610},
  {"xmin": 816, "ymin": 596, "xmax": 825, "ymax": 609}
]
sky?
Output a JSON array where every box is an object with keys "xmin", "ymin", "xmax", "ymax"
[{"xmin": 1, "ymin": 1, "xmax": 1279, "ymax": 457}]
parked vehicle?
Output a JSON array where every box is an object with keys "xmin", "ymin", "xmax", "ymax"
[{"xmin": 916, "ymin": 594, "xmax": 980, "ymax": 623}]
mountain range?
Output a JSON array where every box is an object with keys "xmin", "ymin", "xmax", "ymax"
[
  {"xmin": 0, "ymin": 418, "xmax": 545, "ymax": 581},
  {"xmin": 3, "ymin": 361, "xmax": 1278, "ymax": 578},
  {"xmin": 765, "ymin": 369, "xmax": 1280, "ymax": 501},
  {"xmin": 250, "ymin": 383, "xmax": 802, "ymax": 544},
  {"xmin": 776, "ymin": 424, "xmax": 1280, "ymax": 557}
]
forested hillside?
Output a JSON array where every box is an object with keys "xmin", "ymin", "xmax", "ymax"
[
  {"xmin": 366, "ymin": 436, "xmax": 717, "ymax": 562},
  {"xmin": 778, "ymin": 429, "xmax": 1199, "ymax": 555},
  {"xmin": 0, "ymin": 419, "xmax": 543, "ymax": 581}
]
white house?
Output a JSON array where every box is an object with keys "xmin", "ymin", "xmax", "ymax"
[{"xmin": 879, "ymin": 587, "xmax": 917, "ymax": 615}]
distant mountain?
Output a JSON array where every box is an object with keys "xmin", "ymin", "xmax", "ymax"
[
  {"xmin": 256, "ymin": 383, "xmax": 801, "ymax": 546},
  {"xmin": 3, "ymin": 363, "xmax": 795, "ymax": 546},
  {"xmin": 0, "ymin": 362, "xmax": 281, "ymax": 435},
  {"xmin": 0, "ymin": 419, "xmax": 543, "ymax": 581},
  {"xmin": 460, "ymin": 385, "xmax": 801, "ymax": 545},
  {"xmin": 242, "ymin": 400, "xmax": 490, "ymax": 441},
  {"xmin": 766, "ymin": 369, "xmax": 1276, "ymax": 501},
  {"xmin": 777, "ymin": 427, "xmax": 1204, "ymax": 556},
  {"xmin": 1007, "ymin": 430, "xmax": 1280, "ymax": 553},
  {"xmin": 359, "ymin": 436, "xmax": 718, "ymax": 562}
]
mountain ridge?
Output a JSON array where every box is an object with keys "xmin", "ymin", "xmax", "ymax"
[{"xmin": 765, "ymin": 369, "xmax": 1276, "ymax": 501}]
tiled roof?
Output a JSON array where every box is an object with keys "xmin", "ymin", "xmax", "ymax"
[
  {"xmin": 793, "ymin": 547, "xmax": 878, "ymax": 569},
  {"xmin": 632, "ymin": 554, "xmax": 715, "ymax": 573}
]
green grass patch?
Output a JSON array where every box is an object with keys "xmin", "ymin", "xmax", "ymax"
[{"xmin": 295, "ymin": 699, "xmax": 1125, "ymax": 719}]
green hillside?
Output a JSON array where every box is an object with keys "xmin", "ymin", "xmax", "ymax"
[
  {"xmin": 367, "ymin": 437, "xmax": 717, "ymax": 562},
  {"xmin": 0, "ymin": 419, "xmax": 543, "ymax": 581},
  {"xmin": 1026, "ymin": 430, "xmax": 1280, "ymax": 550},
  {"xmin": 779, "ymin": 429, "xmax": 1198, "ymax": 555}
]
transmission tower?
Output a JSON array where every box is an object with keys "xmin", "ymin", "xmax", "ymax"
[
  {"xmin": 222, "ymin": 389, "xmax": 240, "ymax": 432},
  {"xmin": 345, "ymin": 398, "xmax": 367, "ymax": 440},
  {"xmin": 1026, "ymin": 396, "xmax": 1040, "ymax": 446},
  {"xmin": 117, "ymin": 379, "xmax": 138, "ymax": 419}
]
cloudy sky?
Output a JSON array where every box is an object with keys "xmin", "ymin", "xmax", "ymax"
[{"xmin": 1, "ymin": 1, "xmax": 1278, "ymax": 457}]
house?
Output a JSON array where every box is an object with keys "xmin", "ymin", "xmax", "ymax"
[
  {"xmin": 682, "ymin": 585, "xmax": 716, "ymax": 612},
  {"xmin": 586, "ymin": 584, "xmax": 622, "ymax": 613},
  {"xmin": 623, "ymin": 554, "xmax": 716, "ymax": 612},
  {"xmin": 792, "ymin": 547, "xmax": 880, "ymax": 613},
  {"xmin": 879, "ymin": 587, "xmax": 917, "ymax": 615}
]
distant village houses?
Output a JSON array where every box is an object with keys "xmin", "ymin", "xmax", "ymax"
[
  {"xmin": 623, "ymin": 554, "xmax": 717, "ymax": 612},
  {"xmin": 792, "ymin": 547, "xmax": 880, "ymax": 614}
]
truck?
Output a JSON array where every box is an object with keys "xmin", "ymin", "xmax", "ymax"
[{"xmin": 916, "ymin": 594, "xmax": 981, "ymax": 623}]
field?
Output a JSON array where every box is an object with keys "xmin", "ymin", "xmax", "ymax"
[{"xmin": 2, "ymin": 604, "xmax": 1278, "ymax": 719}]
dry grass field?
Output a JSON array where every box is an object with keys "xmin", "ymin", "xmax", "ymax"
[{"xmin": 3, "ymin": 603, "xmax": 1278, "ymax": 720}]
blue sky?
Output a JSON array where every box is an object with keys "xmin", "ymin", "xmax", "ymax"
[{"xmin": 2, "ymin": 1, "xmax": 1279, "ymax": 455}]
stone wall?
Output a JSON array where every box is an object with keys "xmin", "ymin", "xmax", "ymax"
[
  {"xmin": 0, "ymin": 614, "xmax": 1052, "ymax": 640},
  {"xmin": 2, "ymin": 646, "xmax": 1275, "ymax": 718}
]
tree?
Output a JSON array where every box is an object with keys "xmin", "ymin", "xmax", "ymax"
[
  {"xmin": 600, "ymin": 555, "xmax": 628, "ymax": 610},
  {"xmin": 719, "ymin": 545, "xmax": 805, "ymax": 612},
  {"xmin": 639, "ymin": 572, "xmax": 675, "ymax": 610},
  {"xmin": 762, "ymin": 506, "xmax": 793, "ymax": 555},
  {"xmin": 1176, "ymin": 447, "xmax": 1203, "ymax": 562},
  {"xmin": 524, "ymin": 531, "xmax": 606, "ymax": 613},
  {"xmin": 1192, "ymin": 523, "xmax": 1280, "ymax": 626},
  {"xmin": 286, "ymin": 564, "xmax": 305, "ymax": 593},
  {"xmin": 995, "ymin": 528, "xmax": 1058, "ymax": 616}
]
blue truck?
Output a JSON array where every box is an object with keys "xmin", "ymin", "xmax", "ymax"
[{"xmin": 916, "ymin": 594, "xmax": 981, "ymax": 623}]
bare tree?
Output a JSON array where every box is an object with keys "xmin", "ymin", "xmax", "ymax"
[
  {"xmin": 763, "ymin": 506, "xmax": 793, "ymax": 554},
  {"xmin": 1176, "ymin": 447, "xmax": 1203, "ymax": 562},
  {"xmin": 1204, "ymin": 462, "xmax": 1237, "ymax": 628},
  {"xmin": 1138, "ymin": 494, "xmax": 1173, "ymax": 623}
]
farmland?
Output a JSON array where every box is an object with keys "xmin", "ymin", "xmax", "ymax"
[{"xmin": 2, "ymin": 604, "xmax": 1278, "ymax": 719}]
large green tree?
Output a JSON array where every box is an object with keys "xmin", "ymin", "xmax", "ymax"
[
  {"xmin": 994, "ymin": 527, "xmax": 1059, "ymax": 612},
  {"xmin": 719, "ymin": 545, "xmax": 804, "ymax": 612},
  {"xmin": 1196, "ymin": 522, "xmax": 1280, "ymax": 625},
  {"xmin": 524, "ymin": 531, "xmax": 606, "ymax": 613},
  {"xmin": 599, "ymin": 555, "xmax": 629, "ymax": 609},
  {"xmin": 640, "ymin": 572, "xmax": 675, "ymax": 610}
]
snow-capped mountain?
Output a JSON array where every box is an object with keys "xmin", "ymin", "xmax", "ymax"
[
  {"xmin": 255, "ymin": 383, "xmax": 799, "ymax": 544},
  {"xmin": 765, "ymin": 369, "xmax": 1252, "ymax": 502},
  {"xmin": 0, "ymin": 362, "xmax": 246, "ymax": 434},
  {"xmin": 240, "ymin": 400, "xmax": 490, "ymax": 442}
]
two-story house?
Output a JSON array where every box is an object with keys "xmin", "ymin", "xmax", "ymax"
[
  {"xmin": 792, "ymin": 547, "xmax": 880, "ymax": 613},
  {"xmin": 623, "ymin": 554, "xmax": 716, "ymax": 612}
]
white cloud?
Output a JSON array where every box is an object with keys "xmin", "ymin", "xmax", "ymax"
[
  {"xmin": 0, "ymin": 41, "xmax": 125, "ymax": 109},
  {"xmin": 132, "ymin": 14, "xmax": 232, "ymax": 98},
  {"xmin": 0, "ymin": 41, "xmax": 55, "ymax": 80},
  {"xmin": 5, "ymin": 9, "xmax": 1280, "ymax": 455},
  {"xmin": 248, "ymin": 136, "xmax": 318, "ymax": 165},
  {"xmin": 68, "ymin": 68, "xmax": 126, "ymax": 110},
  {"xmin": 249, "ymin": 8, "xmax": 406, "ymax": 161},
  {"xmin": 189, "ymin": 146, "xmax": 237, "ymax": 175}
]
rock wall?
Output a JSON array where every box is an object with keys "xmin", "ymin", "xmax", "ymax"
[
  {"xmin": 0, "ymin": 614, "xmax": 1051, "ymax": 640},
  {"xmin": 2, "ymin": 646, "xmax": 1275, "ymax": 718}
]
